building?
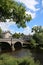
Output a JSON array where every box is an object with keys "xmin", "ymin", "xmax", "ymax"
[{"xmin": 2, "ymin": 31, "xmax": 12, "ymax": 38}]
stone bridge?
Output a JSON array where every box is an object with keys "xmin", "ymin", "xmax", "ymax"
[{"xmin": 0, "ymin": 38, "xmax": 29, "ymax": 51}]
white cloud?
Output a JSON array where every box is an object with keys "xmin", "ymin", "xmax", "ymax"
[
  {"xmin": 23, "ymin": 26, "xmax": 31, "ymax": 35},
  {"xmin": 0, "ymin": 22, "xmax": 15, "ymax": 31},
  {"xmin": 0, "ymin": 22, "xmax": 34, "ymax": 35},
  {"xmin": 0, "ymin": 22, "xmax": 8, "ymax": 31},
  {"xmin": 16, "ymin": 0, "xmax": 40, "ymax": 19},
  {"xmin": 26, "ymin": 11, "xmax": 36, "ymax": 18},
  {"xmin": 42, "ymin": 0, "xmax": 43, "ymax": 7},
  {"xmin": 9, "ymin": 26, "xmax": 32, "ymax": 35},
  {"xmin": 17, "ymin": 0, "xmax": 39, "ymax": 11}
]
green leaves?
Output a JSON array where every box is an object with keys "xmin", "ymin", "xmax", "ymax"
[
  {"xmin": 32, "ymin": 26, "xmax": 43, "ymax": 33},
  {"xmin": 0, "ymin": 28, "xmax": 3, "ymax": 38},
  {"xmin": 0, "ymin": 54, "xmax": 40, "ymax": 65},
  {"xmin": 32, "ymin": 26, "xmax": 43, "ymax": 49},
  {"xmin": 0, "ymin": 0, "xmax": 32, "ymax": 28},
  {"xmin": 0, "ymin": 28, "xmax": 2, "ymax": 34}
]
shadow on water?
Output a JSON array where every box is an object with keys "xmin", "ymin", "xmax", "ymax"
[
  {"xmin": 0, "ymin": 42, "xmax": 12, "ymax": 53},
  {"xmin": 30, "ymin": 48, "xmax": 43, "ymax": 65}
]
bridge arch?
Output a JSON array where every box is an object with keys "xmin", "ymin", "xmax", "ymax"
[
  {"xmin": 0, "ymin": 42, "xmax": 12, "ymax": 52},
  {"xmin": 14, "ymin": 41, "xmax": 22, "ymax": 49}
]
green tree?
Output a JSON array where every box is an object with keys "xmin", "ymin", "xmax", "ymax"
[
  {"xmin": 0, "ymin": 28, "xmax": 2, "ymax": 34},
  {"xmin": 0, "ymin": 0, "xmax": 32, "ymax": 28},
  {"xmin": 12, "ymin": 33, "xmax": 20, "ymax": 38},
  {"xmin": 0, "ymin": 28, "xmax": 3, "ymax": 38},
  {"xmin": 32, "ymin": 26, "xmax": 43, "ymax": 33},
  {"xmin": 32, "ymin": 26, "xmax": 43, "ymax": 48}
]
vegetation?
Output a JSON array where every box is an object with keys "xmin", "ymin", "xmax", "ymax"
[
  {"xmin": 12, "ymin": 33, "xmax": 21, "ymax": 38},
  {"xmin": 12, "ymin": 33, "xmax": 25, "ymax": 39},
  {"xmin": 0, "ymin": 54, "xmax": 40, "ymax": 65},
  {"xmin": 29, "ymin": 37, "xmax": 36, "ymax": 48},
  {"xmin": 26, "ymin": 26, "xmax": 43, "ymax": 49},
  {"xmin": 0, "ymin": 0, "xmax": 32, "ymax": 28},
  {"xmin": 31, "ymin": 26, "xmax": 43, "ymax": 49},
  {"xmin": 32, "ymin": 26, "xmax": 43, "ymax": 33},
  {"xmin": 0, "ymin": 28, "xmax": 3, "ymax": 38},
  {"xmin": 0, "ymin": 28, "xmax": 2, "ymax": 34}
]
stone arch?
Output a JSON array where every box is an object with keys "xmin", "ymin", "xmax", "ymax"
[
  {"xmin": 0, "ymin": 42, "xmax": 12, "ymax": 52},
  {"xmin": 14, "ymin": 41, "xmax": 22, "ymax": 49}
]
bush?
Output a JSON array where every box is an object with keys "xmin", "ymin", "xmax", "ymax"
[
  {"xmin": 0, "ymin": 54, "xmax": 40, "ymax": 65},
  {"xmin": 29, "ymin": 38, "xmax": 36, "ymax": 48}
]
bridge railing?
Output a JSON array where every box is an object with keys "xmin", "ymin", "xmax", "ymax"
[
  {"xmin": 0, "ymin": 38, "xmax": 11, "ymax": 41},
  {"xmin": 0, "ymin": 38, "xmax": 29, "ymax": 42}
]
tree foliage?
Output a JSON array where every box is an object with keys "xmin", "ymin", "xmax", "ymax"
[
  {"xmin": 0, "ymin": 28, "xmax": 2, "ymax": 34},
  {"xmin": 0, "ymin": 28, "xmax": 3, "ymax": 38},
  {"xmin": 0, "ymin": 0, "xmax": 32, "ymax": 28},
  {"xmin": 12, "ymin": 33, "xmax": 25, "ymax": 39},
  {"xmin": 12, "ymin": 33, "xmax": 21, "ymax": 38},
  {"xmin": 32, "ymin": 26, "xmax": 43, "ymax": 33},
  {"xmin": 32, "ymin": 26, "xmax": 43, "ymax": 47}
]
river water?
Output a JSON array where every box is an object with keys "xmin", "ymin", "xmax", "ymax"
[
  {"xmin": 8, "ymin": 48, "xmax": 32, "ymax": 58},
  {"xmin": 0, "ymin": 48, "xmax": 43, "ymax": 65}
]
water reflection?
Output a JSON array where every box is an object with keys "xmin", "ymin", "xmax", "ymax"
[{"xmin": 10, "ymin": 48, "xmax": 32, "ymax": 58}]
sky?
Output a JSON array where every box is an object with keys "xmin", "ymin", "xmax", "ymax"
[{"xmin": 0, "ymin": 0, "xmax": 43, "ymax": 35}]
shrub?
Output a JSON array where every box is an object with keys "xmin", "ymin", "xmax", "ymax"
[
  {"xmin": 29, "ymin": 38, "xmax": 36, "ymax": 48},
  {"xmin": 0, "ymin": 54, "xmax": 40, "ymax": 65}
]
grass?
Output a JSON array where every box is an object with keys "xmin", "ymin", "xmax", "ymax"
[{"xmin": 0, "ymin": 53, "xmax": 40, "ymax": 65}]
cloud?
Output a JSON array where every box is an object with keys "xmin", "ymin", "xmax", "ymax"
[
  {"xmin": 23, "ymin": 26, "xmax": 31, "ymax": 35},
  {"xmin": 0, "ymin": 22, "xmax": 15, "ymax": 31},
  {"xmin": 42, "ymin": 0, "xmax": 43, "ymax": 7},
  {"xmin": 17, "ymin": 0, "xmax": 39, "ymax": 11},
  {"xmin": 26, "ymin": 11, "xmax": 36, "ymax": 18},
  {"xmin": 13, "ymin": 26, "xmax": 32, "ymax": 35},
  {"xmin": 0, "ymin": 22, "xmax": 34, "ymax": 35},
  {"xmin": 16, "ymin": 0, "xmax": 40, "ymax": 19},
  {"xmin": 0, "ymin": 22, "xmax": 8, "ymax": 31}
]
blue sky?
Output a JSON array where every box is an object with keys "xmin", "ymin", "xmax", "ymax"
[{"xmin": 0, "ymin": 0, "xmax": 43, "ymax": 35}]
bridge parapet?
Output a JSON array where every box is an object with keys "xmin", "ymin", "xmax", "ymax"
[{"xmin": 0, "ymin": 38, "xmax": 11, "ymax": 41}]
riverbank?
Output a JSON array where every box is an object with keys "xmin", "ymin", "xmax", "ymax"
[
  {"xmin": 0, "ymin": 53, "xmax": 40, "ymax": 65},
  {"xmin": 0, "ymin": 47, "xmax": 43, "ymax": 65}
]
